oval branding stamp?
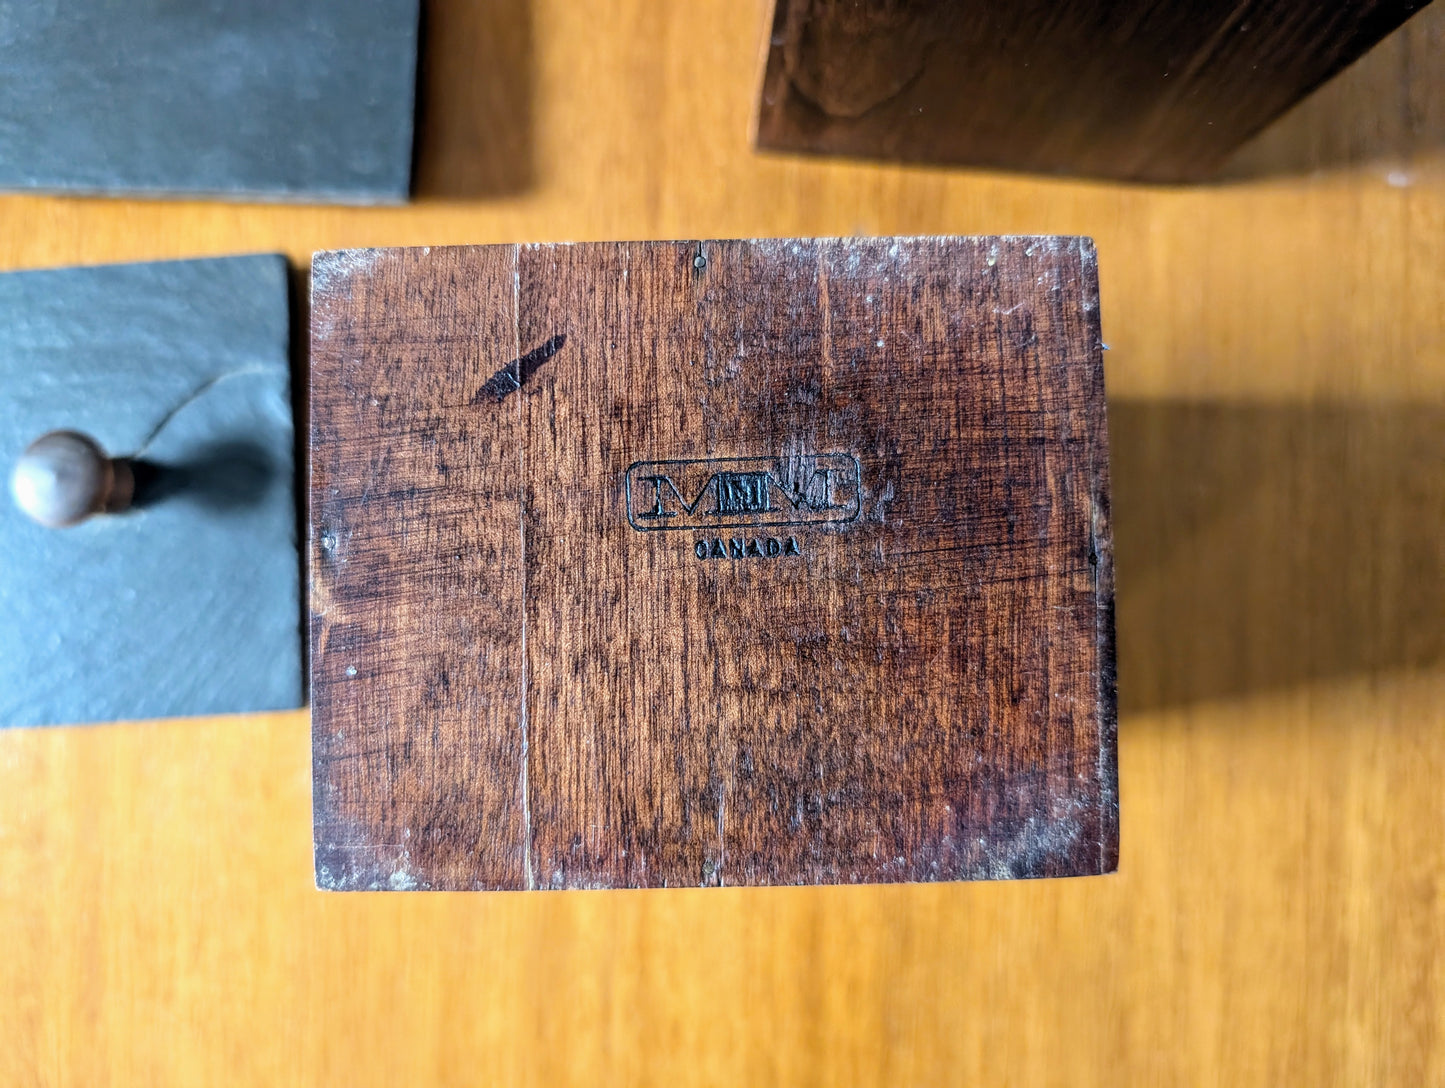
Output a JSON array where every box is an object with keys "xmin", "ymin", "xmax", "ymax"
[{"xmin": 624, "ymin": 454, "xmax": 860, "ymax": 532}]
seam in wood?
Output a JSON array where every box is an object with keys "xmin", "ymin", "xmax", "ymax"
[
  {"xmin": 709, "ymin": 240, "xmax": 727, "ymax": 886},
  {"xmin": 514, "ymin": 244, "xmax": 534, "ymax": 890}
]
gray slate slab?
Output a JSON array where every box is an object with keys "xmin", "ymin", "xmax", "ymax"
[
  {"xmin": 0, "ymin": 255, "xmax": 303, "ymax": 727},
  {"xmin": 0, "ymin": 0, "xmax": 418, "ymax": 202}
]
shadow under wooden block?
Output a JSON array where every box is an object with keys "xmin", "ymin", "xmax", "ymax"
[
  {"xmin": 411, "ymin": 0, "xmax": 536, "ymax": 199},
  {"xmin": 1111, "ymin": 401, "xmax": 1445, "ymax": 715},
  {"xmin": 755, "ymin": 0, "xmax": 1432, "ymax": 183}
]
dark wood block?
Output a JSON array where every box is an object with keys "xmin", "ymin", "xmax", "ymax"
[
  {"xmin": 309, "ymin": 237, "xmax": 1116, "ymax": 890},
  {"xmin": 756, "ymin": 0, "xmax": 1428, "ymax": 183}
]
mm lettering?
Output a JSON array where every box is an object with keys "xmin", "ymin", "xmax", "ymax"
[{"xmin": 626, "ymin": 454, "xmax": 860, "ymax": 531}]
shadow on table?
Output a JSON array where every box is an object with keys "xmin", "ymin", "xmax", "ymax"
[
  {"xmin": 1218, "ymin": 3, "xmax": 1444, "ymax": 180},
  {"xmin": 412, "ymin": 0, "xmax": 535, "ymax": 199},
  {"xmin": 1110, "ymin": 400, "xmax": 1445, "ymax": 714}
]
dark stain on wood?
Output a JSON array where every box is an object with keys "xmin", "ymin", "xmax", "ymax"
[
  {"xmin": 475, "ymin": 333, "xmax": 568, "ymax": 403},
  {"xmin": 309, "ymin": 237, "xmax": 1117, "ymax": 890},
  {"xmin": 755, "ymin": 0, "xmax": 1428, "ymax": 183}
]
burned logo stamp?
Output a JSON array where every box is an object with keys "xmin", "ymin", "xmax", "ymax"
[{"xmin": 624, "ymin": 454, "xmax": 860, "ymax": 532}]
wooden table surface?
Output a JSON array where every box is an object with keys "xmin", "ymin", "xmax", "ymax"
[{"xmin": 2, "ymin": 2, "xmax": 1441, "ymax": 1084}]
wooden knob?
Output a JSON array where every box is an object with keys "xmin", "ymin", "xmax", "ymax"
[{"xmin": 10, "ymin": 431, "xmax": 134, "ymax": 528}]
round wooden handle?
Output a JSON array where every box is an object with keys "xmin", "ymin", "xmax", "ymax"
[{"xmin": 10, "ymin": 431, "xmax": 134, "ymax": 528}]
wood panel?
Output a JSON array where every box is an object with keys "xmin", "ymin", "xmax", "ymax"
[
  {"xmin": 0, "ymin": 0, "xmax": 1441, "ymax": 1084},
  {"xmin": 310, "ymin": 237, "xmax": 1115, "ymax": 889}
]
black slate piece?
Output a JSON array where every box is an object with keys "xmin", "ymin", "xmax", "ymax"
[
  {"xmin": 0, "ymin": 1, "xmax": 418, "ymax": 202},
  {"xmin": 0, "ymin": 255, "xmax": 303, "ymax": 727}
]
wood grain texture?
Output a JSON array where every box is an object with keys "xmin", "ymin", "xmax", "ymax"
[
  {"xmin": 756, "ymin": 0, "xmax": 1431, "ymax": 182},
  {"xmin": 0, "ymin": 0, "xmax": 1442, "ymax": 1083},
  {"xmin": 311, "ymin": 246, "xmax": 530, "ymax": 891},
  {"xmin": 310, "ymin": 237, "xmax": 1115, "ymax": 890}
]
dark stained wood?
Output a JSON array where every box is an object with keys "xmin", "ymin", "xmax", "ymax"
[
  {"xmin": 309, "ymin": 237, "xmax": 1116, "ymax": 890},
  {"xmin": 755, "ymin": 0, "xmax": 1430, "ymax": 183}
]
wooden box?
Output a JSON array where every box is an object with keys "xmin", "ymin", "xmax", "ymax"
[{"xmin": 309, "ymin": 236, "xmax": 1116, "ymax": 890}]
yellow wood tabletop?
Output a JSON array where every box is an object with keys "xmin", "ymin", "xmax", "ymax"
[{"xmin": 2, "ymin": 3, "xmax": 1441, "ymax": 1084}]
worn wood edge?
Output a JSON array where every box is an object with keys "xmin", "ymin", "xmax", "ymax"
[
  {"xmin": 1077, "ymin": 238, "xmax": 1120, "ymax": 875},
  {"xmin": 309, "ymin": 234, "xmax": 1101, "ymax": 260}
]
